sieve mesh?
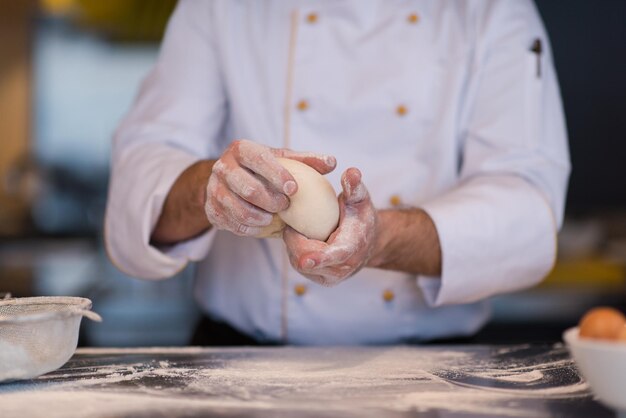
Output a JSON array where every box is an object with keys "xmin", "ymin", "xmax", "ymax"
[{"xmin": 0, "ymin": 297, "xmax": 101, "ymax": 382}]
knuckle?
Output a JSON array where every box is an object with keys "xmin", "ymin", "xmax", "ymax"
[
  {"xmin": 258, "ymin": 149, "xmax": 272, "ymax": 162},
  {"xmin": 229, "ymin": 139, "xmax": 249, "ymax": 157},
  {"xmin": 212, "ymin": 160, "xmax": 226, "ymax": 176},
  {"xmin": 251, "ymin": 152, "xmax": 267, "ymax": 167},
  {"xmin": 230, "ymin": 139, "xmax": 244, "ymax": 150},
  {"xmin": 205, "ymin": 203, "xmax": 222, "ymax": 226},
  {"xmin": 229, "ymin": 203, "xmax": 268, "ymax": 227},
  {"xmin": 234, "ymin": 223, "xmax": 258, "ymax": 236},
  {"xmin": 230, "ymin": 207, "xmax": 251, "ymax": 224},
  {"xmin": 240, "ymin": 184, "xmax": 260, "ymax": 201},
  {"xmin": 235, "ymin": 139, "xmax": 255, "ymax": 156}
]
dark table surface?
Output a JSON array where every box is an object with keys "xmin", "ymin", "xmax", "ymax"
[{"xmin": 0, "ymin": 344, "xmax": 617, "ymax": 418}]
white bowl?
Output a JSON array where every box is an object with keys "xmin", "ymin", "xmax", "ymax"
[{"xmin": 563, "ymin": 327, "xmax": 626, "ymax": 412}]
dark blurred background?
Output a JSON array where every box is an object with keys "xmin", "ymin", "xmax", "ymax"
[
  {"xmin": 0, "ymin": 0, "xmax": 624, "ymax": 346},
  {"xmin": 537, "ymin": 0, "xmax": 626, "ymax": 212}
]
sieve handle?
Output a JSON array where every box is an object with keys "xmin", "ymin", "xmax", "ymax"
[{"xmin": 71, "ymin": 308, "xmax": 103, "ymax": 322}]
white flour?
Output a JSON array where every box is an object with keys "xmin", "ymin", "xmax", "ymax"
[
  {"xmin": 76, "ymin": 347, "xmax": 209, "ymax": 354},
  {"xmin": 488, "ymin": 370, "xmax": 544, "ymax": 383},
  {"xmin": 0, "ymin": 346, "xmax": 591, "ymax": 418}
]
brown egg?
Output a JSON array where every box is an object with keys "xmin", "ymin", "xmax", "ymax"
[
  {"xmin": 616, "ymin": 326, "xmax": 626, "ymax": 342},
  {"xmin": 579, "ymin": 307, "xmax": 626, "ymax": 340}
]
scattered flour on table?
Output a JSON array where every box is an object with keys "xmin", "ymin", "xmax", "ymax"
[
  {"xmin": 75, "ymin": 347, "xmax": 210, "ymax": 355},
  {"xmin": 0, "ymin": 346, "xmax": 590, "ymax": 418},
  {"xmin": 491, "ymin": 370, "xmax": 544, "ymax": 383},
  {"xmin": 396, "ymin": 391, "xmax": 537, "ymax": 417},
  {"xmin": 470, "ymin": 369, "xmax": 545, "ymax": 383}
]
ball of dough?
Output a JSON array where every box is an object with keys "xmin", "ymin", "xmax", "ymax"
[
  {"xmin": 277, "ymin": 158, "xmax": 339, "ymax": 241},
  {"xmin": 255, "ymin": 214, "xmax": 286, "ymax": 239},
  {"xmin": 579, "ymin": 307, "xmax": 626, "ymax": 340},
  {"xmin": 255, "ymin": 158, "xmax": 339, "ymax": 241}
]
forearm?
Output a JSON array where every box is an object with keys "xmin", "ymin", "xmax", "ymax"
[
  {"xmin": 367, "ymin": 208, "xmax": 442, "ymax": 276},
  {"xmin": 151, "ymin": 159, "xmax": 215, "ymax": 245}
]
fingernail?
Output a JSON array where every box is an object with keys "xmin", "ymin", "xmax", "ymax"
[
  {"xmin": 284, "ymin": 180, "xmax": 297, "ymax": 195},
  {"xmin": 303, "ymin": 259, "xmax": 315, "ymax": 269},
  {"xmin": 324, "ymin": 156, "xmax": 336, "ymax": 167}
]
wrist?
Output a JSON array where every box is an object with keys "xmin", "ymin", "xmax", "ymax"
[
  {"xmin": 366, "ymin": 208, "xmax": 442, "ymax": 276},
  {"xmin": 366, "ymin": 209, "xmax": 397, "ymax": 269},
  {"xmin": 151, "ymin": 159, "xmax": 215, "ymax": 245},
  {"xmin": 189, "ymin": 160, "xmax": 215, "ymax": 215}
]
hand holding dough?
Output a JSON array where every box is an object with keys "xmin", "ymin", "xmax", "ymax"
[
  {"xmin": 283, "ymin": 167, "xmax": 378, "ymax": 286},
  {"xmin": 204, "ymin": 139, "xmax": 335, "ymax": 237},
  {"xmin": 257, "ymin": 158, "xmax": 340, "ymax": 241}
]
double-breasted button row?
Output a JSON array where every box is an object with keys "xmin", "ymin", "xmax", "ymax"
[
  {"xmin": 294, "ymin": 9, "xmax": 413, "ymax": 306},
  {"xmin": 305, "ymin": 12, "xmax": 419, "ymax": 25},
  {"xmin": 296, "ymin": 100, "xmax": 410, "ymax": 117},
  {"xmin": 294, "ymin": 283, "xmax": 395, "ymax": 303}
]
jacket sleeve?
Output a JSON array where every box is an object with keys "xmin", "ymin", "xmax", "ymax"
[
  {"xmin": 105, "ymin": 0, "xmax": 226, "ymax": 279},
  {"xmin": 418, "ymin": 0, "xmax": 571, "ymax": 305}
]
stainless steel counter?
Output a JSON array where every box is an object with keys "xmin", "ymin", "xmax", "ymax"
[{"xmin": 0, "ymin": 344, "xmax": 615, "ymax": 417}]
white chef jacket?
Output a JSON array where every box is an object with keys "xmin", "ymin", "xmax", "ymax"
[{"xmin": 105, "ymin": 0, "xmax": 570, "ymax": 345}]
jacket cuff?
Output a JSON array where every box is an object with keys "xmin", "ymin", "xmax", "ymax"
[
  {"xmin": 418, "ymin": 175, "xmax": 557, "ymax": 307},
  {"xmin": 105, "ymin": 143, "xmax": 215, "ymax": 279}
]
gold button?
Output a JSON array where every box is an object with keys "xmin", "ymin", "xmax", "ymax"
[
  {"xmin": 297, "ymin": 100, "xmax": 309, "ymax": 111},
  {"xmin": 383, "ymin": 289, "xmax": 395, "ymax": 302},
  {"xmin": 396, "ymin": 104, "xmax": 408, "ymax": 116},
  {"xmin": 389, "ymin": 195, "xmax": 402, "ymax": 207},
  {"xmin": 306, "ymin": 12, "xmax": 318, "ymax": 24},
  {"xmin": 294, "ymin": 284, "xmax": 307, "ymax": 296},
  {"xmin": 407, "ymin": 13, "xmax": 419, "ymax": 24}
]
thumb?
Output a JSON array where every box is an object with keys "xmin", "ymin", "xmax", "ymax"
[{"xmin": 341, "ymin": 168, "xmax": 369, "ymax": 205}]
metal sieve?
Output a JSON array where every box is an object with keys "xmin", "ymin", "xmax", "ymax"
[{"xmin": 0, "ymin": 296, "xmax": 101, "ymax": 382}]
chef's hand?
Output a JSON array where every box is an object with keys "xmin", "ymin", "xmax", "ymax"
[
  {"xmin": 283, "ymin": 168, "xmax": 378, "ymax": 286},
  {"xmin": 205, "ymin": 139, "xmax": 336, "ymax": 236}
]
